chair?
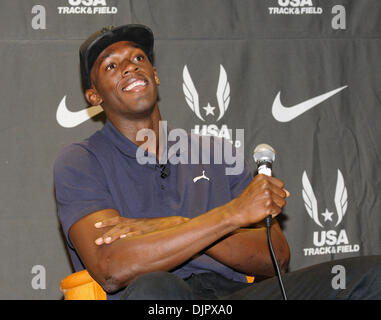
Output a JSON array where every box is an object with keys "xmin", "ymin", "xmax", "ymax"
[
  {"xmin": 60, "ymin": 270, "xmax": 254, "ymax": 300},
  {"xmin": 60, "ymin": 269, "xmax": 107, "ymax": 300}
]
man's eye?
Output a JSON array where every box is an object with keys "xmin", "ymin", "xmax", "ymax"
[
  {"xmin": 135, "ymin": 55, "xmax": 144, "ymax": 62},
  {"xmin": 106, "ymin": 63, "xmax": 116, "ymax": 71}
]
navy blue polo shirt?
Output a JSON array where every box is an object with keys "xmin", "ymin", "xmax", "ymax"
[{"xmin": 54, "ymin": 119, "xmax": 252, "ymax": 299}]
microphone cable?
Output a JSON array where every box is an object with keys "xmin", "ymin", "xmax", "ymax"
[{"xmin": 264, "ymin": 215, "xmax": 288, "ymax": 300}]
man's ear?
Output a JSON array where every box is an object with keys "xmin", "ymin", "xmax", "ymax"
[
  {"xmin": 85, "ymin": 88, "xmax": 103, "ymax": 106},
  {"xmin": 153, "ymin": 68, "xmax": 160, "ymax": 86}
]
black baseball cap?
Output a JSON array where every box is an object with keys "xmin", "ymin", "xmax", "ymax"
[{"xmin": 79, "ymin": 24, "xmax": 154, "ymax": 90}]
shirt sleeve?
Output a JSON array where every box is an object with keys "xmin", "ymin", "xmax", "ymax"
[{"xmin": 53, "ymin": 143, "xmax": 117, "ymax": 248}]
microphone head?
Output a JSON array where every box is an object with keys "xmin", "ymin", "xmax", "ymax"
[{"xmin": 253, "ymin": 143, "xmax": 276, "ymax": 164}]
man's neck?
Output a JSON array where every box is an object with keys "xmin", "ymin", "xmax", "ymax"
[{"xmin": 107, "ymin": 104, "xmax": 162, "ymax": 157}]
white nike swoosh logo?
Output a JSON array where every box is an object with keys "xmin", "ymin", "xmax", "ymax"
[
  {"xmin": 272, "ymin": 85, "xmax": 348, "ymax": 122},
  {"xmin": 56, "ymin": 96, "xmax": 103, "ymax": 128}
]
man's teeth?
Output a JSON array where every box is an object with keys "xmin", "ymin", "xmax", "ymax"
[{"xmin": 123, "ymin": 80, "xmax": 147, "ymax": 91}]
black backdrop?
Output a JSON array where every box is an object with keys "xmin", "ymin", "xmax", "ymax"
[{"xmin": 1, "ymin": 0, "xmax": 380, "ymax": 299}]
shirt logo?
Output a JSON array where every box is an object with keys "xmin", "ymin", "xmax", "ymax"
[
  {"xmin": 272, "ymin": 85, "xmax": 348, "ymax": 122},
  {"xmin": 193, "ymin": 170, "xmax": 210, "ymax": 183},
  {"xmin": 56, "ymin": 96, "xmax": 103, "ymax": 128}
]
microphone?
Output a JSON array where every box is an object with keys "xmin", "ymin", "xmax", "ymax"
[
  {"xmin": 253, "ymin": 143, "xmax": 288, "ymax": 300},
  {"xmin": 253, "ymin": 144, "xmax": 276, "ymax": 227},
  {"xmin": 159, "ymin": 164, "xmax": 170, "ymax": 179}
]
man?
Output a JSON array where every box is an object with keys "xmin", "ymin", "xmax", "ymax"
[{"xmin": 54, "ymin": 24, "xmax": 381, "ymax": 300}]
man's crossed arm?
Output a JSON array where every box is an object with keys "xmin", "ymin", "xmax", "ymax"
[{"xmin": 69, "ymin": 174, "xmax": 290, "ymax": 293}]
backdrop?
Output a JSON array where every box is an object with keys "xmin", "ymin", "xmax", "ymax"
[{"xmin": 1, "ymin": 0, "xmax": 380, "ymax": 299}]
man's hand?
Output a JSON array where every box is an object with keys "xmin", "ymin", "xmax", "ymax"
[
  {"xmin": 94, "ymin": 216, "xmax": 190, "ymax": 245},
  {"xmin": 228, "ymin": 174, "xmax": 290, "ymax": 227},
  {"xmin": 204, "ymin": 174, "xmax": 291, "ymax": 276}
]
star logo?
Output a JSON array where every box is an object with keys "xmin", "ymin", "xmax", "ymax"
[
  {"xmin": 203, "ymin": 103, "xmax": 215, "ymax": 116},
  {"xmin": 321, "ymin": 209, "xmax": 334, "ymax": 222}
]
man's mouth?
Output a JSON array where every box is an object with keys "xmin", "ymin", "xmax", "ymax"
[{"xmin": 122, "ymin": 79, "xmax": 149, "ymax": 92}]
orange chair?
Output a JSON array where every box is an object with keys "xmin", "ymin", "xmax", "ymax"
[
  {"xmin": 60, "ymin": 270, "xmax": 254, "ymax": 300},
  {"xmin": 60, "ymin": 269, "xmax": 107, "ymax": 300}
]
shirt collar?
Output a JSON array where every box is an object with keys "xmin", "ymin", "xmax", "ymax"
[
  {"xmin": 101, "ymin": 119, "xmax": 140, "ymax": 159},
  {"xmin": 100, "ymin": 119, "xmax": 178, "ymax": 163}
]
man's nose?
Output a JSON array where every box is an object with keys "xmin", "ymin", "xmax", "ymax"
[{"xmin": 122, "ymin": 60, "xmax": 138, "ymax": 76}]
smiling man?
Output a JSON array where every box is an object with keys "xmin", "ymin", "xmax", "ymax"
[{"xmin": 54, "ymin": 24, "xmax": 381, "ymax": 301}]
